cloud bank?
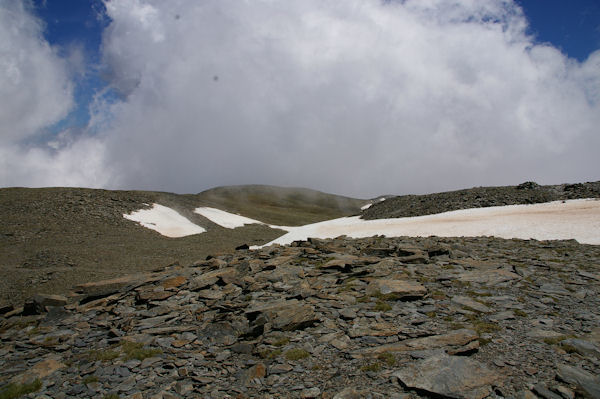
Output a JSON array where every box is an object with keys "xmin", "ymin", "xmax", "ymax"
[
  {"xmin": 0, "ymin": 1, "xmax": 109, "ymax": 188},
  {"xmin": 1, "ymin": 0, "xmax": 599, "ymax": 197}
]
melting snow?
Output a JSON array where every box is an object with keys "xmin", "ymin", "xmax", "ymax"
[
  {"xmin": 123, "ymin": 199, "xmax": 600, "ymax": 246},
  {"xmin": 194, "ymin": 207, "xmax": 265, "ymax": 229},
  {"xmin": 253, "ymin": 199, "xmax": 600, "ymax": 248},
  {"xmin": 194, "ymin": 207, "xmax": 292, "ymax": 231},
  {"xmin": 123, "ymin": 204, "xmax": 206, "ymax": 238}
]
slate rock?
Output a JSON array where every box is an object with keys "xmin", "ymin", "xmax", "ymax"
[
  {"xmin": 556, "ymin": 364, "xmax": 600, "ymax": 399},
  {"xmin": 533, "ymin": 383, "xmax": 563, "ymax": 399},
  {"xmin": 301, "ymin": 387, "xmax": 321, "ymax": 398},
  {"xmin": 555, "ymin": 385, "xmax": 576, "ymax": 399},
  {"xmin": 515, "ymin": 391, "xmax": 539, "ymax": 399},
  {"xmin": 189, "ymin": 268, "xmax": 237, "ymax": 290},
  {"xmin": 362, "ymin": 247, "xmax": 396, "ymax": 257},
  {"xmin": 239, "ymin": 363, "xmax": 266, "ymax": 386},
  {"xmin": 11, "ymin": 357, "xmax": 66, "ymax": 384},
  {"xmin": 0, "ymin": 303, "xmax": 14, "ymax": 315},
  {"xmin": 333, "ymin": 388, "xmax": 368, "ymax": 399},
  {"xmin": 490, "ymin": 311, "xmax": 516, "ymax": 321},
  {"xmin": 75, "ymin": 274, "xmax": 151, "ymax": 299},
  {"xmin": 270, "ymin": 363, "xmax": 293, "ymax": 374},
  {"xmin": 560, "ymin": 339, "xmax": 600, "ymax": 357},
  {"xmin": 160, "ymin": 275, "xmax": 188, "ymax": 289},
  {"xmin": 231, "ymin": 342, "xmax": 254, "ymax": 354},
  {"xmin": 245, "ymin": 299, "xmax": 317, "ymax": 331},
  {"xmin": 527, "ymin": 329, "xmax": 565, "ymax": 340},
  {"xmin": 339, "ymin": 308, "xmax": 357, "ymax": 320},
  {"xmin": 321, "ymin": 259, "xmax": 353, "ymax": 272},
  {"xmin": 366, "ymin": 279, "xmax": 426, "ymax": 299},
  {"xmin": 140, "ymin": 357, "xmax": 162, "ymax": 368},
  {"xmin": 357, "ymin": 329, "xmax": 478, "ymax": 357},
  {"xmin": 23, "ymin": 294, "xmax": 68, "ymax": 315},
  {"xmin": 199, "ymin": 322, "xmax": 238, "ymax": 345},
  {"xmin": 393, "ymin": 354, "xmax": 501, "ymax": 399},
  {"xmin": 458, "ymin": 269, "xmax": 520, "ymax": 285},
  {"xmin": 451, "ymin": 296, "xmax": 492, "ymax": 313}
]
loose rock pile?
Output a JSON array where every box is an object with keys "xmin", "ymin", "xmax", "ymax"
[{"xmin": 1, "ymin": 235, "xmax": 599, "ymax": 399}]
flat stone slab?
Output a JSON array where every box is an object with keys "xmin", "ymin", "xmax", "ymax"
[
  {"xmin": 561, "ymin": 338, "xmax": 600, "ymax": 357},
  {"xmin": 458, "ymin": 269, "xmax": 520, "ymax": 285},
  {"xmin": 75, "ymin": 274, "xmax": 153, "ymax": 298},
  {"xmin": 539, "ymin": 283, "xmax": 570, "ymax": 295},
  {"xmin": 490, "ymin": 311, "xmax": 516, "ymax": 321},
  {"xmin": 366, "ymin": 279, "xmax": 426, "ymax": 299},
  {"xmin": 161, "ymin": 275, "xmax": 188, "ymax": 289},
  {"xmin": 393, "ymin": 355, "xmax": 501, "ymax": 399},
  {"xmin": 245, "ymin": 299, "xmax": 317, "ymax": 331},
  {"xmin": 11, "ymin": 357, "xmax": 66, "ymax": 384},
  {"xmin": 556, "ymin": 364, "xmax": 600, "ymax": 399},
  {"xmin": 321, "ymin": 259, "xmax": 353, "ymax": 272},
  {"xmin": 452, "ymin": 296, "xmax": 493, "ymax": 313},
  {"xmin": 354, "ymin": 329, "xmax": 478, "ymax": 357},
  {"xmin": 189, "ymin": 268, "xmax": 237, "ymax": 290},
  {"xmin": 526, "ymin": 329, "xmax": 564, "ymax": 339}
]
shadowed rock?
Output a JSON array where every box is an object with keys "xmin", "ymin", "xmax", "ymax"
[
  {"xmin": 556, "ymin": 364, "xmax": 600, "ymax": 399},
  {"xmin": 23, "ymin": 294, "xmax": 68, "ymax": 315},
  {"xmin": 245, "ymin": 299, "xmax": 317, "ymax": 331}
]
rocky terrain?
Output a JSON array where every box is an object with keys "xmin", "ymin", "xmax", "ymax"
[
  {"xmin": 1, "ymin": 235, "xmax": 599, "ymax": 399},
  {"xmin": 361, "ymin": 181, "xmax": 600, "ymax": 220},
  {"xmin": 3, "ymin": 181, "xmax": 599, "ymax": 309},
  {"xmin": 0, "ymin": 186, "xmax": 363, "ymax": 308}
]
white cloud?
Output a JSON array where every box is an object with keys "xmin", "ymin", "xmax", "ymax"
[
  {"xmin": 0, "ymin": 136, "xmax": 110, "ymax": 188},
  {"xmin": 0, "ymin": 2, "xmax": 110, "ymax": 188},
  {"xmin": 0, "ymin": 1, "xmax": 74, "ymax": 142},
  {"xmin": 91, "ymin": 0, "xmax": 599, "ymax": 197},
  {"xmin": 1, "ymin": 0, "xmax": 599, "ymax": 196}
]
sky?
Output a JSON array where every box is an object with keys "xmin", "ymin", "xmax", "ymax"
[{"xmin": 0, "ymin": 0, "xmax": 599, "ymax": 198}]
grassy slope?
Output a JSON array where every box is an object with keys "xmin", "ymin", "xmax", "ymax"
[
  {"xmin": 195, "ymin": 185, "xmax": 366, "ymax": 226},
  {"xmin": 0, "ymin": 185, "xmax": 364, "ymax": 307}
]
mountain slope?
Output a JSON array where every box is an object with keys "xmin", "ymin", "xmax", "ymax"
[
  {"xmin": 361, "ymin": 181, "xmax": 600, "ymax": 220},
  {"xmin": 196, "ymin": 184, "xmax": 366, "ymax": 226},
  {"xmin": 0, "ymin": 185, "xmax": 364, "ymax": 307}
]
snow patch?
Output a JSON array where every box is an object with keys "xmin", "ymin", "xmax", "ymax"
[
  {"xmin": 253, "ymin": 199, "xmax": 600, "ymax": 248},
  {"xmin": 361, "ymin": 203, "xmax": 372, "ymax": 210},
  {"xmin": 194, "ymin": 207, "xmax": 265, "ymax": 229},
  {"xmin": 124, "ymin": 204, "xmax": 206, "ymax": 238},
  {"xmin": 194, "ymin": 207, "xmax": 292, "ymax": 231}
]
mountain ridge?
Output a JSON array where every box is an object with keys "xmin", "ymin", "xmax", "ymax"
[{"xmin": 362, "ymin": 181, "xmax": 600, "ymax": 220}]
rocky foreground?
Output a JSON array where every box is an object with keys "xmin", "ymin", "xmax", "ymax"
[{"xmin": 1, "ymin": 236, "xmax": 600, "ymax": 399}]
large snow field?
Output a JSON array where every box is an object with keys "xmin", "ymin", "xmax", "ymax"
[{"xmin": 254, "ymin": 199, "xmax": 600, "ymax": 247}]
